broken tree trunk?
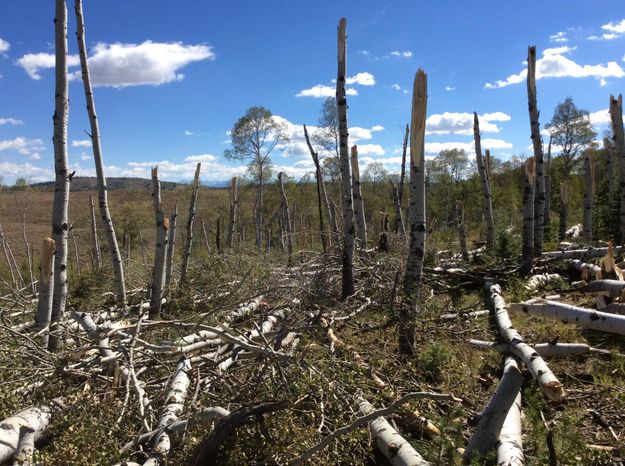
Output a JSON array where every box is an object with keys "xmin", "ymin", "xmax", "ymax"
[
  {"xmin": 542, "ymin": 245, "xmax": 622, "ymax": 260},
  {"xmin": 609, "ymin": 94, "xmax": 625, "ymax": 243},
  {"xmin": 150, "ymin": 167, "xmax": 169, "ymax": 318},
  {"xmin": 604, "ymin": 136, "xmax": 615, "ymax": 192},
  {"xmin": 225, "ymin": 176, "xmax": 238, "ymax": 249},
  {"xmin": 76, "ymin": 0, "xmax": 126, "ymax": 305},
  {"xmin": 396, "ymin": 124, "xmax": 409, "ymax": 236},
  {"xmin": 473, "ymin": 113, "xmax": 495, "ymax": 251},
  {"xmin": 351, "ymin": 145, "xmax": 367, "ymax": 248},
  {"xmin": 544, "ymin": 136, "xmax": 552, "ymax": 233},
  {"xmin": 487, "ymin": 283, "xmax": 565, "ymax": 401},
  {"xmin": 35, "ymin": 238, "xmax": 55, "ymax": 347},
  {"xmin": 583, "ymin": 152, "xmax": 594, "ymax": 241},
  {"xmin": 527, "ymin": 46, "xmax": 545, "ymax": 257},
  {"xmin": 457, "ymin": 201, "xmax": 469, "ymax": 261},
  {"xmin": 521, "ymin": 157, "xmax": 535, "ymax": 275},
  {"xmin": 462, "ymin": 356, "xmax": 523, "ymax": 463},
  {"xmin": 392, "ymin": 181, "xmax": 406, "ymax": 239},
  {"xmin": 278, "ymin": 172, "xmax": 294, "ymax": 266},
  {"xmin": 180, "ymin": 162, "xmax": 201, "ymax": 284},
  {"xmin": 88, "ymin": 195, "xmax": 101, "ymax": 270},
  {"xmin": 400, "ymin": 70, "xmax": 428, "ymax": 355},
  {"xmin": 49, "ymin": 0, "xmax": 70, "ymax": 352},
  {"xmin": 165, "ymin": 201, "xmax": 178, "ymax": 289},
  {"xmin": 336, "ymin": 18, "xmax": 355, "ymax": 300}
]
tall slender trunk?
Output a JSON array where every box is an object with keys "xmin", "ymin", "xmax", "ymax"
[
  {"xmin": 49, "ymin": 0, "xmax": 70, "ymax": 351},
  {"xmin": 165, "ymin": 201, "xmax": 178, "ymax": 289},
  {"xmin": 180, "ymin": 163, "xmax": 201, "ymax": 284},
  {"xmin": 350, "ymin": 145, "xmax": 367, "ymax": 248},
  {"xmin": 391, "ymin": 181, "xmax": 406, "ymax": 239},
  {"xmin": 457, "ymin": 201, "xmax": 469, "ymax": 261},
  {"xmin": 583, "ymin": 153, "xmax": 594, "ymax": 241},
  {"xmin": 473, "ymin": 113, "xmax": 495, "ymax": 251},
  {"xmin": 544, "ymin": 137, "xmax": 552, "ymax": 232},
  {"xmin": 336, "ymin": 18, "xmax": 355, "ymax": 300},
  {"xmin": 400, "ymin": 70, "xmax": 428, "ymax": 355},
  {"xmin": 527, "ymin": 46, "xmax": 545, "ymax": 256},
  {"xmin": 18, "ymin": 189, "xmax": 36, "ymax": 294},
  {"xmin": 226, "ymin": 177, "xmax": 238, "ymax": 249},
  {"xmin": 610, "ymin": 94, "xmax": 625, "ymax": 243},
  {"xmin": 256, "ymin": 164, "xmax": 264, "ymax": 249},
  {"xmin": 396, "ymin": 124, "xmax": 409, "ymax": 236},
  {"xmin": 70, "ymin": 230, "xmax": 81, "ymax": 276},
  {"xmin": 88, "ymin": 195, "xmax": 101, "ymax": 270},
  {"xmin": 216, "ymin": 217, "xmax": 221, "ymax": 253},
  {"xmin": 559, "ymin": 180, "xmax": 569, "ymax": 240},
  {"xmin": 278, "ymin": 172, "xmax": 294, "ymax": 265},
  {"xmin": 35, "ymin": 238, "xmax": 55, "ymax": 348},
  {"xmin": 521, "ymin": 157, "xmax": 535, "ymax": 275},
  {"xmin": 604, "ymin": 137, "xmax": 614, "ymax": 192},
  {"xmin": 75, "ymin": 0, "xmax": 125, "ymax": 304},
  {"xmin": 149, "ymin": 167, "xmax": 168, "ymax": 318}
]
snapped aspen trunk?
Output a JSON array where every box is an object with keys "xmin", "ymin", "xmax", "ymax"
[
  {"xmin": 400, "ymin": 70, "xmax": 428, "ymax": 355},
  {"xmin": 457, "ymin": 201, "xmax": 469, "ymax": 261},
  {"xmin": 395, "ymin": 124, "xmax": 409, "ymax": 236},
  {"xmin": 35, "ymin": 238, "xmax": 55, "ymax": 348},
  {"xmin": 49, "ymin": 0, "xmax": 70, "ymax": 351},
  {"xmin": 336, "ymin": 18, "xmax": 355, "ymax": 300},
  {"xmin": 88, "ymin": 195, "xmax": 101, "ymax": 270},
  {"xmin": 278, "ymin": 172, "xmax": 294, "ymax": 266},
  {"xmin": 150, "ymin": 167, "xmax": 169, "ymax": 318},
  {"xmin": 76, "ymin": 0, "xmax": 126, "ymax": 304},
  {"xmin": 521, "ymin": 157, "xmax": 535, "ymax": 276},
  {"xmin": 165, "ymin": 201, "xmax": 178, "ymax": 289},
  {"xmin": 604, "ymin": 137, "xmax": 614, "ymax": 192},
  {"xmin": 473, "ymin": 113, "xmax": 495, "ymax": 251},
  {"xmin": 180, "ymin": 162, "xmax": 201, "ymax": 283},
  {"xmin": 392, "ymin": 181, "xmax": 406, "ymax": 239},
  {"xmin": 559, "ymin": 181, "xmax": 569, "ymax": 240},
  {"xmin": 544, "ymin": 137, "xmax": 552, "ymax": 231},
  {"xmin": 583, "ymin": 153, "xmax": 594, "ymax": 241},
  {"xmin": 351, "ymin": 145, "xmax": 368, "ymax": 248},
  {"xmin": 609, "ymin": 94, "xmax": 625, "ymax": 242},
  {"xmin": 226, "ymin": 176, "xmax": 238, "ymax": 249},
  {"xmin": 527, "ymin": 46, "xmax": 545, "ymax": 256}
]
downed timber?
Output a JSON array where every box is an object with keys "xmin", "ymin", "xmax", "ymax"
[
  {"xmin": 526, "ymin": 273, "xmax": 563, "ymax": 290},
  {"xmin": 439, "ymin": 310, "xmax": 489, "ymax": 320},
  {"xmin": 510, "ymin": 300, "xmax": 625, "ymax": 335},
  {"xmin": 13, "ymin": 424, "xmax": 36, "ymax": 465},
  {"xmin": 462, "ymin": 356, "xmax": 523, "ymax": 463},
  {"xmin": 487, "ymin": 283, "xmax": 565, "ymax": 401},
  {"xmin": 358, "ymin": 397, "xmax": 430, "ymax": 466},
  {"xmin": 542, "ymin": 246, "xmax": 622, "ymax": 260},
  {"xmin": 468, "ymin": 340, "xmax": 612, "ymax": 357},
  {"xmin": 575, "ymin": 279, "xmax": 625, "ymax": 298},
  {"xmin": 496, "ymin": 389, "xmax": 524, "ymax": 466},
  {"xmin": 571, "ymin": 259, "xmax": 601, "ymax": 278},
  {"xmin": 0, "ymin": 398, "xmax": 65, "ymax": 463}
]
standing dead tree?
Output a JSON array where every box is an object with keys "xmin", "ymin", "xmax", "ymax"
[
  {"xmin": 583, "ymin": 152, "xmax": 594, "ymax": 241},
  {"xmin": 521, "ymin": 157, "xmax": 535, "ymax": 275},
  {"xmin": 610, "ymin": 94, "xmax": 625, "ymax": 242},
  {"xmin": 473, "ymin": 113, "xmax": 495, "ymax": 251},
  {"xmin": 351, "ymin": 145, "xmax": 367, "ymax": 248},
  {"xmin": 395, "ymin": 124, "xmax": 409, "ymax": 237},
  {"xmin": 165, "ymin": 201, "xmax": 178, "ymax": 289},
  {"xmin": 49, "ymin": 0, "xmax": 70, "ymax": 351},
  {"xmin": 527, "ymin": 46, "xmax": 545, "ymax": 256},
  {"xmin": 0, "ymin": 225, "xmax": 23, "ymax": 289},
  {"xmin": 544, "ymin": 136, "xmax": 552, "ymax": 235},
  {"xmin": 75, "ymin": 0, "xmax": 126, "ymax": 304},
  {"xmin": 457, "ymin": 201, "xmax": 469, "ymax": 261},
  {"xmin": 225, "ymin": 176, "xmax": 238, "ymax": 249},
  {"xmin": 336, "ymin": 18, "xmax": 355, "ymax": 300},
  {"xmin": 88, "ymin": 195, "xmax": 101, "ymax": 270},
  {"xmin": 150, "ymin": 167, "xmax": 169, "ymax": 319},
  {"xmin": 400, "ymin": 69, "xmax": 428, "ymax": 355},
  {"xmin": 180, "ymin": 162, "xmax": 201, "ymax": 284},
  {"xmin": 35, "ymin": 238, "xmax": 55, "ymax": 348},
  {"xmin": 278, "ymin": 172, "xmax": 294, "ymax": 266}
]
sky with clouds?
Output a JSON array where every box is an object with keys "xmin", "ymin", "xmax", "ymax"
[{"xmin": 0, "ymin": 1, "xmax": 623, "ymax": 184}]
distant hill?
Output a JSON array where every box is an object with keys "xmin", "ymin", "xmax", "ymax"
[{"xmin": 32, "ymin": 176, "xmax": 182, "ymax": 191}]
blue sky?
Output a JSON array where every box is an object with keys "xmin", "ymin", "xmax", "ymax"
[{"xmin": 1, "ymin": 1, "xmax": 624, "ymax": 184}]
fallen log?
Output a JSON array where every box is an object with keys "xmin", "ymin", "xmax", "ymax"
[
  {"xmin": 468, "ymin": 339, "xmax": 611, "ymax": 357},
  {"xmin": 496, "ymin": 389, "xmax": 524, "ymax": 466},
  {"xmin": 575, "ymin": 279, "xmax": 625, "ymax": 298},
  {"xmin": 542, "ymin": 246, "xmax": 622, "ymax": 260}
]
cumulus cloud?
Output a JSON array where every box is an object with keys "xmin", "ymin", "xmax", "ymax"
[
  {"xmin": 543, "ymin": 46, "xmax": 576, "ymax": 55},
  {"xmin": 550, "ymin": 31, "xmax": 568, "ymax": 43},
  {"xmin": 0, "ymin": 137, "xmax": 45, "ymax": 155},
  {"xmin": 346, "ymin": 72, "xmax": 375, "ymax": 86},
  {"xmin": 424, "ymin": 139, "xmax": 512, "ymax": 156},
  {"xmin": 485, "ymin": 50, "xmax": 625, "ymax": 88},
  {"xmin": 71, "ymin": 139, "xmax": 92, "ymax": 147},
  {"xmin": 0, "ymin": 38, "xmax": 10, "ymax": 53},
  {"xmin": 355, "ymin": 144, "xmax": 385, "ymax": 156},
  {"xmin": 589, "ymin": 19, "xmax": 625, "ymax": 40},
  {"xmin": 0, "ymin": 118, "xmax": 23, "ymax": 125},
  {"xmin": 184, "ymin": 154, "xmax": 216, "ymax": 163},
  {"xmin": 17, "ymin": 41, "xmax": 214, "ymax": 86},
  {"xmin": 425, "ymin": 111, "xmax": 511, "ymax": 135},
  {"xmin": 81, "ymin": 154, "xmax": 91, "ymax": 161},
  {"xmin": 296, "ymin": 84, "xmax": 358, "ymax": 98},
  {"xmin": 390, "ymin": 50, "xmax": 412, "ymax": 58},
  {"xmin": 589, "ymin": 109, "xmax": 611, "ymax": 126},
  {"xmin": 371, "ymin": 125, "xmax": 384, "ymax": 132}
]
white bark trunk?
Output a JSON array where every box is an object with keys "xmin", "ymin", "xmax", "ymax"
[
  {"xmin": 609, "ymin": 94, "xmax": 625, "ymax": 241},
  {"xmin": 165, "ymin": 201, "xmax": 178, "ymax": 289},
  {"xmin": 521, "ymin": 157, "xmax": 535, "ymax": 275},
  {"xmin": 88, "ymin": 195, "xmax": 101, "ymax": 270},
  {"xmin": 542, "ymin": 246, "xmax": 622, "ymax": 260},
  {"xmin": 527, "ymin": 46, "xmax": 544, "ymax": 257},
  {"xmin": 583, "ymin": 153, "xmax": 594, "ymax": 241},
  {"xmin": 35, "ymin": 238, "xmax": 55, "ymax": 347},
  {"xmin": 351, "ymin": 145, "xmax": 367, "ymax": 248},
  {"xmin": 226, "ymin": 176, "xmax": 238, "ymax": 249},
  {"xmin": 150, "ymin": 167, "xmax": 168, "ymax": 318},
  {"xmin": 395, "ymin": 124, "xmax": 409, "ymax": 237},
  {"xmin": 474, "ymin": 113, "xmax": 495, "ymax": 251},
  {"xmin": 278, "ymin": 172, "xmax": 294, "ymax": 265},
  {"xmin": 468, "ymin": 339, "xmax": 596, "ymax": 357},
  {"xmin": 180, "ymin": 163, "xmax": 201, "ymax": 283},
  {"xmin": 496, "ymin": 389, "xmax": 524, "ymax": 466}
]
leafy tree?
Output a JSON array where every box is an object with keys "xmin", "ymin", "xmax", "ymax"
[
  {"xmin": 225, "ymin": 106, "xmax": 289, "ymax": 248},
  {"xmin": 14, "ymin": 177, "xmax": 28, "ymax": 188},
  {"xmin": 313, "ymin": 97, "xmax": 340, "ymax": 181},
  {"xmin": 362, "ymin": 161, "xmax": 388, "ymax": 185},
  {"xmin": 547, "ymin": 97, "xmax": 597, "ymax": 238}
]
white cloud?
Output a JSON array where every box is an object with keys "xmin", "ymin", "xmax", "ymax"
[
  {"xmin": 390, "ymin": 50, "xmax": 412, "ymax": 58},
  {"xmin": 361, "ymin": 50, "xmax": 370, "ymax": 56},
  {"xmin": 589, "ymin": 109, "xmax": 611, "ymax": 126},
  {"xmin": 445, "ymin": 86, "xmax": 456, "ymax": 91},
  {"xmin": 29, "ymin": 153, "xmax": 41, "ymax": 160},
  {"xmin": 424, "ymin": 139, "xmax": 512, "ymax": 156},
  {"xmin": 485, "ymin": 52, "xmax": 625, "ymax": 88},
  {"xmin": 600, "ymin": 78, "xmax": 608, "ymax": 86},
  {"xmin": 355, "ymin": 144, "xmax": 385, "ymax": 156},
  {"xmin": 0, "ymin": 38, "xmax": 10, "ymax": 54},
  {"xmin": 391, "ymin": 83, "xmax": 402, "ymax": 91},
  {"xmin": 601, "ymin": 19, "xmax": 625, "ymax": 39},
  {"xmin": 71, "ymin": 139, "xmax": 92, "ymax": 147},
  {"xmin": 81, "ymin": 154, "xmax": 91, "ymax": 161},
  {"xmin": 550, "ymin": 31, "xmax": 568, "ymax": 43},
  {"xmin": 184, "ymin": 130, "xmax": 194, "ymax": 136},
  {"xmin": 18, "ymin": 41, "xmax": 214, "ymax": 86},
  {"xmin": 296, "ymin": 84, "xmax": 358, "ymax": 98},
  {"xmin": 184, "ymin": 154, "xmax": 216, "ymax": 162},
  {"xmin": 543, "ymin": 46, "xmax": 576, "ymax": 56},
  {"xmin": 346, "ymin": 72, "xmax": 375, "ymax": 86},
  {"xmin": 0, "ymin": 137, "xmax": 45, "ymax": 155},
  {"xmin": 371, "ymin": 125, "xmax": 384, "ymax": 132},
  {"xmin": 0, "ymin": 118, "xmax": 23, "ymax": 125},
  {"xmin": 425, "ymin": 111, "xmax": 511, "ymax": 135},
  {"xmin": 0, "ymin": 162, "xmax": 54, "ymax": 183}
]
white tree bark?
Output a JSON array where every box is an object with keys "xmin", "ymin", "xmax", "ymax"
[
  {"xmin": 474, "ymin": 113, "xmax": 495, "ymax": 251},
  {"xmin": 487, "ymin": 283, "xmax": 565, "ymax": 401},
  {"xmin": 226, "ymin": 176, "xmax": 238, "ymax": 249},
  {"xmin": 468, "ymin": 339, "xmax": 596, "ymax": 358},
  {"xmin": 180, "ymin": 162, "xmax": 201, "ymax": 284},
  {"xmin": 542, "ymin": 246, "xmax": 622, "ymax": 260},
  {"xmin": 49, "ymin": 0, "xmax": 70, "ymax": 351},
  {"xmin": 150, "ymin": 167, "xmax": 169, "ymax": 318},
  {"xmin": 544, "ymin": 137, "xmax": 552, "ymax": 231},
  {"xmin": 400, "ymin": 70, "xmax": 427, "ymax": 355},
  {"xmin": 35, "ymin": 238, "xmax": 55, "ymax": 347},
  {"xmin": 278, "ymin": 172, "xmax": 294, "ymax": 266},
  {"xmin": 496, "ymin": 389, "xmax": 524, "ymax": 466},
  {"xmin": 521, "ymin": 157, "xmax": 535, "ymax": 275},
  {"xmin": 583, "ymin": 153, "xmax": 594, "ymax": 241},
  {"xmin": 75, "ymin": 0, "xmax": 126, "ymax": 304},
  {"xmin": 12, "ymin": 424, "xmax": 36, "ymax": 466},
  {"xmin": 336, "ymin": 18, "xmax": 355, "ymax": 300},
  {"xmin": 165, "ymin": 201, "xmax": 178, "ymax": 289},
  {"xmin": 609, "ymin": 94, "xmax": 625, "ymax": 241},
  {"xmin": 358, "ymin": 397, "xmax": 430, "ymax": 466},
  {"xmin": 88, "ymin": 195, "xmax": 101, "ymax": 270},
  {"xmin": 351, "ymin": 145, "xmax": 367, "ymax": 248},
  {"xmin": 395, "ymin": 124, "xmax": 409, "ymax": 237}
]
